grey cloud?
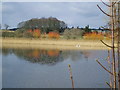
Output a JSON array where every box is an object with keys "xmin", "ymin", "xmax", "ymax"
[{"xmin": 2, "ymin": 2, "xmax": 107, "ymax": 28}]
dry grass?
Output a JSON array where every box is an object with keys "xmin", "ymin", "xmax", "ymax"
[{"xmin": 1, "ymin": 37, "xmax": 113, "ymax": 50}]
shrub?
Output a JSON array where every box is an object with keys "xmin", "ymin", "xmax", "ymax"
[
  {"xmin": 41, "ymin": 33, "xmax": 47, "ymax": 38},
  {"xmin": 63, "ymin": 29, "xmax": 71, "ymax": 39},
  {"xmin": 27, "ymin": 29, "xmax": 32, "ymax": 33},
  {"xmin": 83, "ymin": 32, "xmax": 104, "ymax": 40},
  {"xmin": 23, "ymin": 31, "xmax": 33, "ymax": 38},
  {"xmin": 14, "ymin": 29, "xmax": 41, "ymax": 38},
  {"xmin": 14, "ymin": 29, "xmax": 25, "ymax": 37},
  {"xmin": 2, "ymin": 31, "xmax": 15, "ymax": 37},
  {"xmin": 33, "ymin": 29, "xmax": 41, "ymax": 38},
  {"xmin": 48, "ymin": 32, "xmax": 60, "ymax": 39},
  {"xmin": 63, "ymin": 28, "xmax": 84, "ymax": 39}
]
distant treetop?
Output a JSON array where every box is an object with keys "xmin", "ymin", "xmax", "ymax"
[{"xmin": 17, "ymin": 17, "xmax": 67, "ymax": 33}]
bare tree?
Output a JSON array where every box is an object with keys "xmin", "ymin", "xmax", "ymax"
[
  {"xmin": 4, "ymin": 24, "xmax": 9, "ymax": 30},
  {"xmin": 96, "ymin": 0, "xmax": 120, "ymax": 89}
]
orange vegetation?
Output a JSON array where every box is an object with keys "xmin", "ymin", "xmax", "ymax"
[
  {"xmin": 48, "ymin": 32, "xmax": 60, "ymax": 39},
  {"xmin": 32, "ymin": 49, "xmax": 40, "ymax": 58},
  {"xmin": 27, "ymin": 29, "xmax": 41, "ymax": 38},
  {"xmin": 33, "ymin": 29, "xmax": 41, "ymax": 38},
  {"xmin": 27, "ymin": 29, "xmax": 32, "ymax": 33},
  {"xmin": 47, "ymin": 50, "xmax": 59, "ymax": 56},
  {"xmin": 83, "ymin": 32, "xmax": 104, "ymax": 40}
]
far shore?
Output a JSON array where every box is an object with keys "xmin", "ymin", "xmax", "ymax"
[{"xmin": 1, "ymin": 38, "xmax": 113, "ymax": 50}]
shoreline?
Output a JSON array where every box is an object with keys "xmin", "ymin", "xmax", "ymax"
[{"xmin": 1, "ymin": 38, "xmax": 112, "ymax": 50}]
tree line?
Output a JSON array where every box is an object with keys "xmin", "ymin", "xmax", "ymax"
[{"xmin": 2, "ymin": 17, "xmax": 106, "ymax": 39}]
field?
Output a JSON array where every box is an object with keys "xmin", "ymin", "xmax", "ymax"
[{"xmin": 1, "ymin": 37, "xmax": 113, "ymax": 50}]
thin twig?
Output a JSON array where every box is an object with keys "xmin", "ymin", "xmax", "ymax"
[
  {"xmin": 101, "ymin": 0, "xmax": 111, "ymax": 7},
  {"xmin": 100, "ymin": 40, "xmax": 116, "ymax": 48},
  {"xmin": 112, "ymin": 1, "xmax": 119, "ymax": 6},
  {"xmin": 106, "ymin": 82, "xmax": 112, "ymax": 88},
  {"xmin": 100, "ymin": 40, "xmax": 112, "ymax": 47},
  {"xmin": 101, "ymin": 0, "xmax": 118, "ymax": 7},
  {"xmin": 97, "ymin": 5, "xmax": 113, "ymax": 17},
  {"xmin": 96, "ymin": 59, "xmax": 113, "ymax": 75}
]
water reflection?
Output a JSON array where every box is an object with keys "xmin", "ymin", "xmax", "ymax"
[
  {"xmin": 2, "ymin": 47, "xmax": 109, "ymax": 88},
  {"xmin": 2, "ymin": 48, "xmax": 91, "ymax": 65}
]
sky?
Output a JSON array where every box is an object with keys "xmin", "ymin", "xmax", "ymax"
[{"xmin": 2, "ymin": 1, "xmax": 109, "ymax": 29}]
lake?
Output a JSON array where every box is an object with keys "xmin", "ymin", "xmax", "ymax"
[{"xmin": 2, "ymin": 47, "xmax": 110, "ymax": 88}]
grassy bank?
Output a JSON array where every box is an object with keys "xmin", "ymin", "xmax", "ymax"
[{"xmin": 1, "ymin": 37, "xmax": 113, "ymax": 50}]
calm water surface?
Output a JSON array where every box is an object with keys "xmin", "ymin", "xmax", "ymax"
[{"xmin": 2, "ymin": 48, "xmax": 110, "ymax": 88}]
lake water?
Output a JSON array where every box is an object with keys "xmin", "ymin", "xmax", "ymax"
[{"xmin": 2, "ymin": 47, "xmax": 110, "ymax": 88}]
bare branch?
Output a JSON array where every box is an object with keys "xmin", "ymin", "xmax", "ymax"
[
  {"xmin": 101, "ymin": 0, "xmax": 111, "ymax": 7},
  {"xmin": 96, "ymin": 59, "xmax": 113, "ymax": 75},
  {"xmin": 112, "ymin": 1, "xmax": 119, "ymax": 6},
  {"xmin": 97, "ymin": 5, "xmax": 113, "ymax": 17},
  {"xmin": 112, "ymin": 2, "xmax": 116, "ymax": 6},
  {"xmin": 106, "ymin": 82, "xmax": 112, "ymax": 88},
  {"xmin": 101, "ymin": 0, "xmax": 118, "ymax": 7},
  {"xmin": 100, "ymin": 40, "xmax": 113, "ymax": 48}
]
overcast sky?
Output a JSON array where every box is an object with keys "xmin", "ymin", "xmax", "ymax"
[{"xmin": 2, "ymin": 2, "xmax": 108, "ymax": 29}]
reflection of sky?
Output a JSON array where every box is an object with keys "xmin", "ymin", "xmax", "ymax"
[{"xmin": 2, "ymin": 2, "xmax": 107, "ymax": 28}]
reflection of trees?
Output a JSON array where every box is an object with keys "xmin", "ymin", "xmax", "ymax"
[
  {"xmin": 26, "ymin": 50, "xmax": 63, "ymax": 65},
  {"xmin": 61, "ymin": 50, "xmax": 91, "ymax": 61},
  {"xmin": 2, "ymin": 48, "xmax": 63, "ymax": 65},
  {"xmin": 2, "ymin": 48, "xmax": 12, "ymax": 56},
  {"xmin": 14, "ymin": 49, "xmax": 64, "ymax": 65},
  {"xmin": 82, "ymin": 51, "xmax": 91, "ymax": 59},
  {"xmin": 2, "ymin": 48, "xmax": 92, "ymax": 64},
  {"xmin": 61, "ymin": 50, "xmax": 82, "ymax": 61}
]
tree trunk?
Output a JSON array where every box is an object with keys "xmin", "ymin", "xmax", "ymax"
[{"xmin": 118, "ymin": 1, "xmax": 120, "ymax": 89}]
